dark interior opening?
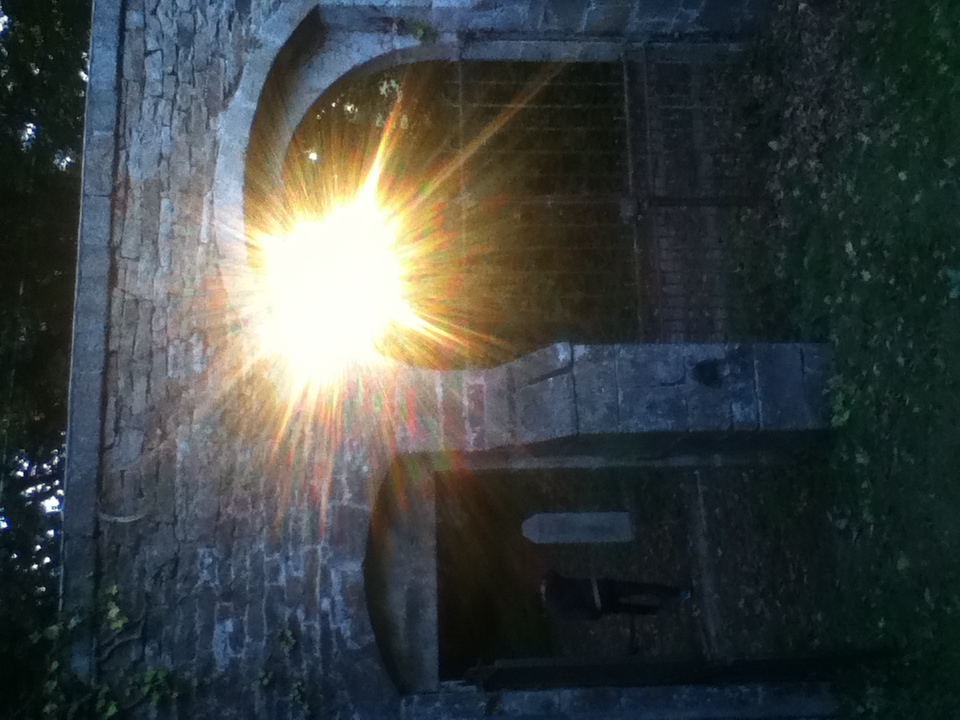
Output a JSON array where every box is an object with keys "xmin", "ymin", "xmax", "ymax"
[
  {"xmin": 435, "ymin": 463, "xmax": 842, "ymax": 690},
  {"xmin": 281, "ymin": 60, "xmax": 639, "ymax": 368},
  {"xmin": 435, "ymin": 467, "xmax": 698, "ymax": 683}
]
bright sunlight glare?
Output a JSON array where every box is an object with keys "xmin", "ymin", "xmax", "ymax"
[{"xmin": 255, "ymin": 195, "xmax": 416, "ymax": 387}]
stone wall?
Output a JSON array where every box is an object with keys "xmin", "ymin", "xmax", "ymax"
[{"xmin": 64, "ymin": 0, "xmax": 837, "ymax": 718}]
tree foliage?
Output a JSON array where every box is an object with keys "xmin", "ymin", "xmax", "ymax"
[
  {"xmin": 0, "ymin": 0, "xmax": 90, "ymax": 715},
  {"xmin": 0, "ymin": 0, "xmax": 89, "ymax": 459}
]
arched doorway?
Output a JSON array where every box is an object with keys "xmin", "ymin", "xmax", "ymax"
[{"xmin": 269, "ymin": 59, "xmax": 641, "ymax": 368}]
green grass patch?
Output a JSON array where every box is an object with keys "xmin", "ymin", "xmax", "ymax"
[{"xmin": 726, "ymin": 1, "xmax": 960, "ymax": 716}]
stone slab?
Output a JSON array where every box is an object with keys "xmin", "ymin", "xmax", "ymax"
[
  {"xmin": 583, "ymin": 1, "xmax": 632, "ymax": 35},
  {"xmin": 516, "ymin": 373, "xmax": 576, "ymax": 444},
  {"xmin": 511, "ymin": 342, "xmax": 573, "ymax": 388},
  {"xmin": 687, "ymin": 383, "xmax": 732, "ymax": 431},
  {"xmin": 464, "ymin": 371, "xmax": 487, "ymax": 451},
  {"xmin": 619, "ymin": 385, "xmax": 688, "ymax": 432},
  {"xmin": 617, "ymin": 344, "xmax": 687, "ymax": 388},
  {"xmin": 483, "ymin": 365, "xmax": 514, "ymax": 449},
  {"xmin": 725, "ymin": 344, "xmax": 759, "ymax": 430},
  {"xmin": 440, "ymin": 370, "xmax": 465, "ymax": 450},
  {"xmin": 573, "ymin": 344, "xmax": 618, "ymax": 434},
  {"xmin": 539, "ymin": 0, "xmax": 589, "ymax": 32},
  {"xmin": 394, "ymin": 370, "xmax": 442, "ymax": 453}
]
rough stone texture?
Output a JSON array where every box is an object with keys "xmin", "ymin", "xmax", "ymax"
[
  {"xmin": 573, "ymin": 344, "xmax": 618, "ymax": 434},
  {"xmin": 510, "ymin": 342, "xmax": 574, "ymax": 388},
  {"xmin": 65, "ymin": 0, "xmax": 836, "ymax": 717},
  {"xmin": 516, "ymin": 372, "xmax": 578, "ymax": 444}
]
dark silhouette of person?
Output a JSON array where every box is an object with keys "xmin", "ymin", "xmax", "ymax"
[{"xmin": 540, "ymin": 571, "xmax": 690, "ymax": 620}]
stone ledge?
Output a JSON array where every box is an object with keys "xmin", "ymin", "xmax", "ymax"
[{"xmin": 391, "ymin": 343, "xmax": 831, "ymax": 456}]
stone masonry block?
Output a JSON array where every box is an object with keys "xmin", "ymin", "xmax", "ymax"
[
  {"xmin": 79, "ymin": 194, "xmax": 112, "ymax": 250},
  {"xmin": 71, "ymin": 313, "xmax": 108, "ymax": 369},
  {"xmin": 440, "ymin": 370, "xmax": 465, "ymax": 450},
  {"xmin": 685, "ymin": 344, "xmax": 733, "ymax": 431},
  {"xmin": 64, "ymin": 377, "xmax": 101, "ymax": 531},
  {"xmin": 516, "ymin": 373, "xmax": 576, "ymax": 444},
  {"xmin": 483, "ymin": 365, "xmax": 513, "ymax": 449},
  {"xmin": 461, "ymin": 4, "xmax": 530, "ymax": 30},
  {"xmin": 518, "ymin": 40, "xmax": 585, "ymax": 61},
  {"xmin": 617, "ymin": 344, "xmax": 686, "ymax": 388},
  {"xmin": 619, "ymin": 385, "xmax": 688, "ymax": 432},
  {"xmin": 755, "ymin": 343, "xmax": 820, "ymax": 429},
  {"xmin": 432, "ymin": 689, "xmax": 488, "ymax": 718},
  {"xmin": 77, "ymin": 244, "xmax": 110, "ymax": 296},
  {"xmin": 573, "ymin": 344, "xmax": 618, "ymax": 434},
  {"xmin": 540, "ymin": 0, "xmax": 589, "ymax": 32},
  {"xmin": 632, "ymin": 0, "xmax": 682, "ymax": 20},
  {"xmin": 87, "ymin": 35, "xmax": 119, "ymax": 96},
  {"xmin": 83, "ymin": 131, "xmax": 117, "ymax": 197},
  {"xmin": 393, "ymin": 369, "xmax": 442, "ymax": 454},
  {"xmin": 461, "ymin": 39, "xmax": 527, "ymax": 61},
  {"xmin": 433, "ymin": 0, "xmax": 528, "ymax": 31},
  {"xmin": 583, "ymin": 1, "xmax": 632, "ymax": 35},
  {"xmin": 726, "ymin": 343, "xmax": 759, "ymax": 429},
  {"xmin": 686, "ymin": 383, "xmax": 731, "ymax": 431},
  {"xmin": 618, "ymin": 345, "xmax": 690, "ymax": 431},
  {"xmin": 561, "ymin": 686, "xmax": 622, "ymax": 714},
  {"xmin": 330, "ymin": 504, "xmax": 371, "ymax": 563},
  {"xmin": 499, "ymin": 690, "xmax": 561, "ymax": 716},
  {"xmin": 511, "ymin": 342, "xmax": 573, "ymax": 387},
  {"xmin": 85, "ymin": 82, "xmax": 117, "ymax": 133},
  {"xmin": 464, "ymin": 371, "xmax": 486, "ymax": 451}
]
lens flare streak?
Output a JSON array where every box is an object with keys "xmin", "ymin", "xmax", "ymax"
[{"xmin": 211, "ymin": 65, "xmax": 561, "ymax": 526}]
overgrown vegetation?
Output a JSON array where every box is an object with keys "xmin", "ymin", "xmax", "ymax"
[
  {"xmin": 727, "ymin": 1, "xmax": 960, "ymax": 716},
  {"xmin": 0, "ymin": 0, "xmax": 90, "ymax": 716}
]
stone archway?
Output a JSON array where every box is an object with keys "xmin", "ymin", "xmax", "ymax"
[{"xmin": 200, "ymin": 2, "xmax": 836, "ymax": 715}]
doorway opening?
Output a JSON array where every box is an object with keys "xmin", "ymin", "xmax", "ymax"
[
  {"xmin": 272, "ymin": 54, "xmax": 752, "ymax": 369},
  {"xmin": 434, "ymin": 463, "xmax": 841, "ymax": 690},
  {"xmin": 435, "ymin": 467, "xmax": 697, "ymax": 684}
]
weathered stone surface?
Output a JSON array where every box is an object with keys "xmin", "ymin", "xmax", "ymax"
[
  {"xmin": 510, "ymin": 341, "xmax": 573, "ymax": 387},
  {"xmin": 539, "ymin": 0, "xmax": 589, "ymax": 32},
  {"xmin": 464, "ymin": 371, "xmax": 486, "ymax": 451},
  {"xmin": 66, "ymin": 0, "xmax": 833, "ymax": 712},
  {"xmin": 583, "ymin": 0, "xmax": 632, "ymax": 35},
  {"xmin": 483, "ymin": 364, "xmax": 513, "ymax": 448},
  {"xmin": 573, "ymin": 344, "xmax": 618, "ymax": 434},
  {"xmin": 393, "ymin": 369, "xmax": 442, "ymax": 453},
  {"xmin": 516, "ymin": 373, "xmax": 577, "ymax": 444},
  {"xmin": 620, "ymin": 384, "xmax": 688, "ymax": 432},
  {"xmin": 684, "ymin": 345, "xmax": 734, "ymax": 431},
  {"xmin": 617, "ymin": 343, "xmax": 687, "ymax": 388},
  {"xmin": 726, "ymin": 344, "xmax": 759, "ymax": 430},
  {"xmin": 500, "ymin": 689, "xmax": 562, "ymax": 716},
  {"xmin": 687, "ymin": 383, "xmax": 732, "ymax": 431},
  {"xmin": 440, "ymin": 370, "xmax": 465, "ymax": 450}
]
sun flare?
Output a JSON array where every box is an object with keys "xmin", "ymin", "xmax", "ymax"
[{"xmin": 256, "ymin": 195, "xmax": 415, "ymax": 385}]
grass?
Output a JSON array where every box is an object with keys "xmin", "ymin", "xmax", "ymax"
[{"xmin": 725, "ymin": 1, "xmax": 960, "ymax": 716}]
